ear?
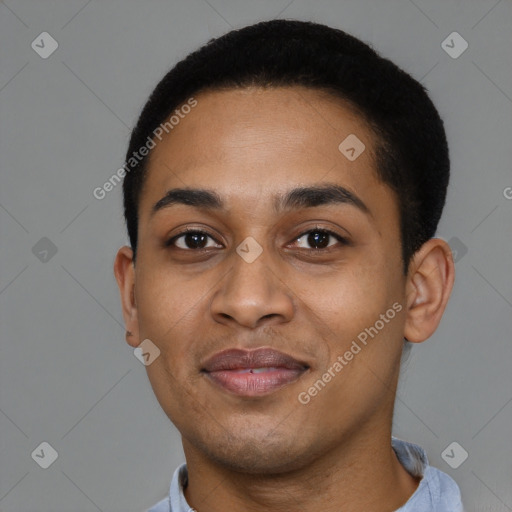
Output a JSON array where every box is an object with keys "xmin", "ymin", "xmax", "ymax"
[
  {"xmin": 113, "ymin": 246, "xmax": 140, "ymax": 348},
  {"xmin": 404, "ymin": 238, "xmax": 455, "ymax": 343}
]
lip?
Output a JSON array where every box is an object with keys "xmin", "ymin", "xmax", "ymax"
[{"xmin": 202, "ymin": 348, "xmax": 309, "ymax": 397}]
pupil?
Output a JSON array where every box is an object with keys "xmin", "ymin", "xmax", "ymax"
[
  {"xmin": 308, "ymin": 231, "xmax": 329, "ymax": 249},
  {"xmin": 186, "ymin": 233, "xmax": 207, "ymax": 249}
]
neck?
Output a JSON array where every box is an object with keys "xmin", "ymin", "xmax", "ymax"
[{"xmin": 182, "ymin": 423, "xmax": 420, "ymax": 512}]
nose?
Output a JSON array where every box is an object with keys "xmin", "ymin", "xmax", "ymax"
[{"xmin": 210, "ymin": 244, "xmax": 295, "ymax": 329}]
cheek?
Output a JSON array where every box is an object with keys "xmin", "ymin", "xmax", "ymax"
[
  {"xmin": 299, "ymin": 284, "xmax": 404, "ymax": 429},
  {"xmin": 136, "ymin": 271, "xmax": 205, "ymax": 418},
  {"xmin": 301, "ymin": 263, "xmax": 389, "ymax": 335},
  {"xmin": 135, "ymin": 268, "xmax": 203, "ymax": 364}
]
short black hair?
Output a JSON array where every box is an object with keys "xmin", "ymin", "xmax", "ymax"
[{"xmin": 123, "ymin": 19, "xmax": 450, "ymax": 272}]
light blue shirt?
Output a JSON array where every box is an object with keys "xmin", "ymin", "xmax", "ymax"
[{"xmin": 146, "ymin": 437, "xmax": 463, "ymax": 512}]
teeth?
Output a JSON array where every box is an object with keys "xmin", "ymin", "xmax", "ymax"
[
  {"xmin": 235, "ymin": 367, "xmax": 278, "ymax": 374},
  {"xmin": 251, "ymin": 367, "xmax": 277, "ymax": 373}
]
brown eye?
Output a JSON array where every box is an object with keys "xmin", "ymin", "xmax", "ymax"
[
  {"xmin": 166, "ymin": 230, "xmax": 221, "ymax": 250},
  {"xmin": 294, "ymin": 229, "xmax": 348, "ymax": 250}
]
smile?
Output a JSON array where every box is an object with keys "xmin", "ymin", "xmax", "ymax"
[{"xmin": 201, "ymin": 348, "xmax": 309, "ymax": 397}]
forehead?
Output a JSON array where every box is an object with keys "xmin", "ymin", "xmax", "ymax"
[{"xmin": 139, "ymin": 86, "xmax": 390, "ymax": 218}]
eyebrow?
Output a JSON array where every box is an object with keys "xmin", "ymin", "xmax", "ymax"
[{"xmin": 151, "ymin": 183, "xmax": 371, "ymax": 217}]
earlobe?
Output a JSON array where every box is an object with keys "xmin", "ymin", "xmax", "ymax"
[
  {"xmin": 403, "ymin": 238, "xmax": 455, "ymax": 343},
  {"xmin": 113, "ymin": 246, "xmax": 141, "ymax": 348}
]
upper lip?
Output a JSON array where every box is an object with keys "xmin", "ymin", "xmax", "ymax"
[{"xmin": 202, "ymin": 348, "xmax": 309, "ymax": 372}]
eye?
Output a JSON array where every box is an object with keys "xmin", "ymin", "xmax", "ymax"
[
  {"xmin": 165, "ymin": 227, "xmax": 349, "ymax": 252},
  {"xmin": 166, "ymin": 229, "xmax": 222, "ymax": 250},
  {"xmin": 292, "ymin": 229, "xmax": 348, "ymax": 250}
]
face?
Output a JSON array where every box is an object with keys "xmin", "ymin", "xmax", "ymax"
[{"xmin": 120, "ymin": 87, "xmax": 411, "ymax": 473}]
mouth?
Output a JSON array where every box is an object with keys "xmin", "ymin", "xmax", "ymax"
[{"xmin": 201, "ymin": 348, "xmax": 309, "ymax": 397}]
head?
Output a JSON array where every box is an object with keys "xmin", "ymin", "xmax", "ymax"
[{"xmin": 114, "ymin": 20, "xmax": 454, "ymax": 473}]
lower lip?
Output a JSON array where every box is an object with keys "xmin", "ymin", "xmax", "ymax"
[{"xmin": 204, "ymin": 368, "xmax": 306, "ymax": 397}]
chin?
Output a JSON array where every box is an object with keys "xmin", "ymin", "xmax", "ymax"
[
  {"xmin": 187, "ymin": 425, "xmax": 320, "ymax": 475},
  {"xmin": 210, "ymin": 445, "xmax": 309, "ymax": 475}
]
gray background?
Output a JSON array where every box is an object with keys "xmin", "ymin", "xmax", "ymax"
[{"xmin": 1, "ymin": 0, "xmax": 511, "ymax": 510}]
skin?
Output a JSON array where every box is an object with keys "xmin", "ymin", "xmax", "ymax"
[{"xmin": 114, "ymin": 86, "xmax": 455, "ymax": 512}]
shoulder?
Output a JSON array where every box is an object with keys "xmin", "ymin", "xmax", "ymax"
[
  {"xmin": 422, "ymin": 464, "xmax": 464, "ymax": 510},
  {"xmin": 145, "ymin": 497, "xmax": 170, "ymax": 512},
  {"xmin": 144, "ymin": 463, "xmax": 189, "ymax": 512},
  {"xmin": 392, "ymin": 437, "xmax": 464, "ymax": 511}
]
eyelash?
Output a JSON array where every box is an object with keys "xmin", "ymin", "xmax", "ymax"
[{"xmin": 165, "ymin": 226, "xmax": 350, "ymax": 252}]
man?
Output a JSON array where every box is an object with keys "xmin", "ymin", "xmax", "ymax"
[{"xmin": 114, "ymin": 19, "xmax": 463, "ymax": 511}]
